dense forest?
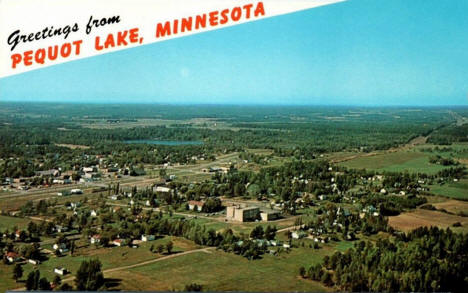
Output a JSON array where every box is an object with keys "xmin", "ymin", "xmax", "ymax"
[{"xmin": 304, "ymin": 227, "xmax": 468, "ymax": 292}]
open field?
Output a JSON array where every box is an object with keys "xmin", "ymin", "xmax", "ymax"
[
  {"xmin": 7, "ymin": 236, "xmax": 200, "ymax": 291},
  {"xmin": 388, "ymin": 209, "xmax": 468, "ymax": 233},
  {"xmin": 338, "ymin": 150, "xmax": 452, "ymax": 174},
  {"xmin": 107, "ymin": 247, "xmax": 332, "ymax": 292},
  {"xmin": 428, "ymin": 179, "xmax": 468, "ymax": 200},
  {"xmin": 0, "ymin": 263, "xmax": 18, "ymax": 293},
  {"xmin": 0, "ymin": 215, "xmax": 35, "ymax": 231},
  {"xmin": 432, "ymin": 199, "xmax": 468, "ymax": 215}
]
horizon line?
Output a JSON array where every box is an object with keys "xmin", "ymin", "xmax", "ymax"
[{"xmin": 0, "ymin": 100, "xmax": 467, "ymax": 108}]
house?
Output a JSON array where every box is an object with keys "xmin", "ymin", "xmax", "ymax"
[
  {"xmin": 37, "ymin": 169, "xmax": 60, "ymax": 177},
  {"xmin": 90, "ymin": 235, "xmax": 101, "ymax": 244},
  {"xmin": 54, "ymin": 267, "xmax": 68, "ymax": 275},
  {"xmin": 318, "ymin": 194, "xmax": 327, "ymax": 201},
  {"xmin": 292, "ymin": 231, "xmax": 307, "ymax": 239},
  {"xmin": 141, "ymin": 234, "xmax": 155, "ymax": 242},
  {"xmin": 70, "ymin": 189, "xmax": 83, "ymax": 194},
  {"xmin": 283, "ymin": 243, "xmax": 291, "ymax": 249},
  {"xmin": 53, "ymin": 179, "xmax": 72, "ymax": 184},
  {"xmin": 53, "ymin": 243, "xmax": 69, "ymax": 253},
  {"xmin": 57, "ymin": 191, "xmax": 71, "ymax": 196},
  {"xmin": 28, "ymin": 259, "xmax": 40, "ymax": 265},
  {"xmin": 55, "ymin": 225, "xmax": 68, "ymax": 233},
  {"xmin": 6, "ymin": 252, "xmax": 21, "ymax": 263},
  {"xmin": 270, "ymin": 240, "xmax": 282, "ymax": 247},
  {"xmin": 113, "ymin": 239, "xmax": 126, "ymax": 246},
  {"xmin": 70, "ymin": 202, "xmax": 81, "ymax": 209},
  {"xmin": 154, "ymin": 186, "xmax": 171, "ymax": 193},
  {"xmin": 15, "ymin": 230, "xmax": 22, "ymax": 239},
  {"xmin": 82, "ymin": 167, "xmax": 95, "ymax": 173},
  {"xmin": 90, "ymin": 210, "xmax": 97, "ymax": 217},
  {"xmin": 110, "ymin": 195, "xmax": 119, "ymax": 200},
  {"xmin": 226, "ymin": 205, "xmax": 260, "ymax": 222},
  {"xmin": 188, "ymin": 200, "xmax": 205, "ymax": 212}
]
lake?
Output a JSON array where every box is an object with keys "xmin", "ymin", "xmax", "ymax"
[{"xmin": 124, "ymin": 139, "xmax": 204, "ymax": 146}]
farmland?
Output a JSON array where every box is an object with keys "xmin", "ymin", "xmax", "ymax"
[
  {"xmin": 338, "ymin": 150, "xmax": 455, "ymax": 174},
  {"xmin": 388, "ymin": 209, "xmax": 468, "ymax": 233}
]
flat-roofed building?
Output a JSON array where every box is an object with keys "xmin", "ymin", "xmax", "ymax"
[
  {"xmin": 260, "ymin": 210, "xmax": 281, "ymax": 221},
  {"xmin": 226, "ymin": 205, "xmax": 259, "ymax": 222}
]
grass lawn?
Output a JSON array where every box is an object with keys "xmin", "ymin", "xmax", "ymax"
[
  {"xmin": 108, "ymin": 247, "xmax": 334, "ymax": 292},
  {"xmin": 0, "ymin": 215, "xmax": 34, "ymax": 231},
  {"xmin": 0, "ymin": 264, "xmax": 19, "ymax": 293}
]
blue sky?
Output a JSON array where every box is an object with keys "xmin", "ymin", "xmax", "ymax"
[{"xmin": 1, "ymin": 0, "xmax": 467, "ymax": 105}]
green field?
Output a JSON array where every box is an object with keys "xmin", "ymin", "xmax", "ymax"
[
  {"xmin": 339, "ymin": 151, "xmax": 452, "ymax": 174},
  {"xmin": 0, "ymin": 215, "xmax": 34, "ymax": 231},
  {"xmin": 429, "ymin": 179, "xmax": 468, "ymax": 200},
  {"xmin": 4, "ymin": 236, "xmax": 200, "ymax": 290},
  {"xmin": 109, "ymin": 246, "xmax": 333, "ymax": 292}
]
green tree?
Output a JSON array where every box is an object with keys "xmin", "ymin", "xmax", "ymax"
[
  {"xmin": 184, "ymin": 283, "xmax": 203, "ymax": 291},
  {"xmin": 53, "ymin": 275, "xmax": 62, "ymax": 286},
  {"xmin": 26, "ymin": 270, "xmax": 40, "ymax": 291},
  {"xmin": 12, "ymin": 264, "xmax": 23, "ymax": 282},
  {"xmin": 299, "ymin": 266, "xmax": 306, "ymax": 278},
  {"xmin": 250, "ymin": 226, "xmax": 264, "ymax": 239},
  {"xmin": 39, "ymin": 277, "xmax": 51, "ymax": 290},
  {"xmin": 166, "ymin": 241, "xmax": 173, "ymax": 254},
  {"xmin": 75, "ymin": 259, "xmax": 105, "ymax": 291},
  {"xmin": 157, "ymin": 244, "xmax": 164, "ymax": 254}
]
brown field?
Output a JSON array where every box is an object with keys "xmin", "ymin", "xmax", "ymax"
[
  {"xmin": 389, "ymin": 209, "xmax": 468, "ymax": 232},
  {"xmin": 432, "ymin": 200, "xmax": 468, "ymax": 215}
]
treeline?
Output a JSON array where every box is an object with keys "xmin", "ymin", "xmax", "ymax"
[
  {"xmin": 428, "ymin": 124, "xmax": 468, "ymax": 144},
  {"xmin": 303, "ymin": 226, "xmax": 468, "ymax": 292}
]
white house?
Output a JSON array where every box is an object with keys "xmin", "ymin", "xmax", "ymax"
[
  {"xmin": 28, "ymin": 259, "xmax": 40, "ymax": 265},
  {"xmin": 55, "ymin": 225, "xmax": 68, "ymax": 233},
  {"xmin": 154, "ymin": 186, "xmax": 171, "ymax": 193},
  {"xmin": 291, "ymin": 231, "xmax": 306, "ymax": 239},
  {"xmin": 90, "ymin": 235, "xmax": 101, "ymax": 244},
  {"xmin": 53, "ymin": 243, "xmax": 69, "ymax": 253},
  {"xmin": 82, "ymin": 167, "xmax": 94, "ymax": 173},
  {"xmin": 318, "ymin": 194, "xmax": 327, "ymax": 200},
  {"xmin": 90, "ymin": 210, "xmax": 97, "ymax": 217},
  {"xmin": 54, "ymin": 267, "xmax": 68, "ymax": 275},
  {"xmin": 141, "ymin": 235, "xmax": 155, "ymax": 242}
]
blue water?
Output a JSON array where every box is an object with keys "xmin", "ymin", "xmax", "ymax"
[{"xmin": 124, "ymin": 140, "xmax": 203, "ymax": 146}]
